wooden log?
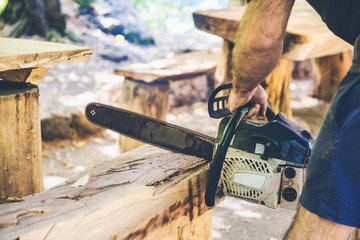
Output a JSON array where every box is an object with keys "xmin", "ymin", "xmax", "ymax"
[
  {"xmin": 0, "ymin": 81, "xmax": 43, "ymax": 204},
  {"xmin": 0, "ymin": 145, "xmax": 212, "ymax": 240},
  {"xmin": 0, "ymin": 67, "xmax": 50, "ymax": 84},
  {"xmin": 262, "ymin": 59, "xmax": 293, "ymax": 118},
  {"xmin": 312, "ymin": 50, "xmax": 353, "ymax": 101},
  {"xmin": 120, "ymin": 79, "xmax": 170, "ymax": 152}
]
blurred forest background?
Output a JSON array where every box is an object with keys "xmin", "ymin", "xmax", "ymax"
[
  {"xmin": 0, "ymin": 0, "xmax": 228, "ymax": 44},
  {"xmin": 0, "ymin": 0, "xmax": 228, "ymax": 119}
]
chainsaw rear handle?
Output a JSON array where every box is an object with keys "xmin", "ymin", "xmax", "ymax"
[
  {"xmin": 205, "ymin": 104, "xmax": 250, "ymax": 207},
  {"xmin": 208, "ymin": 82, "xmax": 276, "ymax": 121}
]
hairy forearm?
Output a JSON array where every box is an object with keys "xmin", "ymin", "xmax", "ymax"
[{"xmin": 232, "ymin": 0, "xmax": 294, "ymax": 92}]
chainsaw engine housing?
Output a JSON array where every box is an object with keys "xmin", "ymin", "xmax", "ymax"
[{"xmin": 216, "ymin": 113, "xmax": 314, "ymax": 209}]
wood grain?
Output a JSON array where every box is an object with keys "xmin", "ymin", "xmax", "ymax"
[
  {"xmin": 0, "ymin": 38, "xmax": 94, "ymax": 72},
  {"xmin": 0, "ymin": 145, "xmax": 213, "ymax": 240}
]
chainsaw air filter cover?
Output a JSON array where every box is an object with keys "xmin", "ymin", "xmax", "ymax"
[{"xmin": 221, "ymin": 148, "xmax": 284, "ymax": 208}]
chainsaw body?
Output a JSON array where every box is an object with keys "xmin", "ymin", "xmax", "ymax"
[{"xmin": 208, "ymin": 82, "xmax": 315, "ymax": 210}]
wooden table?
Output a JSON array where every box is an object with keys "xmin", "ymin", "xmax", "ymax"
[
  {"xmin": 193, "ymin": 0, "xmax": 353, "ymax": 116},
  {"xmin": 0, "ymin": 38, "xmax": 93, "ymax": 203}
]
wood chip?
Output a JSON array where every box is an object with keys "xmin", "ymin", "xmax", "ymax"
[
  {"xmin": 6, "ymin": 197, "xmax": 24, "ymax": 203},
  {"xmin": 71, "ymin": 174, "xmax": 90, "ymax": 188}
]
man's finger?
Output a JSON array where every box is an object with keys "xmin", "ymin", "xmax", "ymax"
[
  {"xmin": 261, "ymin": 102, "xmax": 267, "ymax": 117},
  {"xmin": 245, "ymin": 104, "xmax": 260, "ymax": 119}
]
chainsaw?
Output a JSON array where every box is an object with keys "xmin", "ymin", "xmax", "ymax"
[{"xmin": 85, "ymin": 82, "xmax": 315, "ymax": 210}]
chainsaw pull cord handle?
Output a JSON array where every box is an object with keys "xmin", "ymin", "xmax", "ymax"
[{"xmin": 205, "ymin": 104, "xmax": 250, "ymax": 207}]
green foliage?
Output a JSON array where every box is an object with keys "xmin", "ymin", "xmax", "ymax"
[
  {"xmin": 0, "ymin": 0, "xmax": 8, "ymax": 14},
  {"xmin": 46, "ymin": 29, "xmax": 63, "ymax": 42},
  {"xmin": 74, "ymin": 0, "xmax": 94, "ymax": 8},
  {"xmin": 134, "ymin": 0, "xmax": 197, "ymax": 33}
]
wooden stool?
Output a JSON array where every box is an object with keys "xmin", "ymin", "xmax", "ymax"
[
  {"xmin": 115, "ymin": 50, "xmax": 220, "ymax": 152},
  {"xmin": 0, "ymin": 38, "xmax": 93, "ymax": 203},
  {"xmin": 193, "ymin": 0, "xmax": 354, "ymax": 117}
]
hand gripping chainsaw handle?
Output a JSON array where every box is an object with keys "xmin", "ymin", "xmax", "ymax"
[
  {"xmin": 205, "ymin": 82, "xmax": 276, "ymax": 207},
  {"xmin": 207, "ymin": 82, "xmax": 276, "ymax": 120}
]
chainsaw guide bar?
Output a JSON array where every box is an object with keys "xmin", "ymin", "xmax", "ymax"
[{"xmin": 85, "ymin": 102, "xmax": 215, "ymax": 161}]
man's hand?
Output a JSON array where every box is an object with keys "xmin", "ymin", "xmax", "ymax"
[{"xmin": 228, "ymin": 85, "xmax": 268, "ymax": 118}]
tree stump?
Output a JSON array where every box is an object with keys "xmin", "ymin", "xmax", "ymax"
[
  {"xmin": 313, "ymin": 50, "xmax": 353, "ymax": 101},
  {"xmin": 120, "ymin": 79, "xmax": 170, "ymax": 152},
  {"xmin": 0, "ymin": 82, "xmax": 43, "ymax": 203}
]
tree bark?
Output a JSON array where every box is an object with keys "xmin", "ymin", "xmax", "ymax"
[{"xmin": 0, "ymin": 0, "xmax": 65, "ymax": 37}]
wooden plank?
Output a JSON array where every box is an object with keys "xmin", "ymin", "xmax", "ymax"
[
  {"xmin": 0, "ymin": 67, "xmax": 50, "ymax": 84},
  {"xmin": 0, "ymin": 38, "xmax": 94, "ymax": 72},
  {"xmin": 114, "ymin": 50, "xmax": 220, "ymax": 83},
  {"xmin": 193, "ymin": 1, "xmax": 352, "ymax": 61},
  {"xmin": 0, "ymin": 145, "xmax": 212, "ymax": 240}
]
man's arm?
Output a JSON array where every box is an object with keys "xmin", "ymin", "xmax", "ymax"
[{"xmin": 228, "ymin": 0, "xmax": 295, "ymax": 115}]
